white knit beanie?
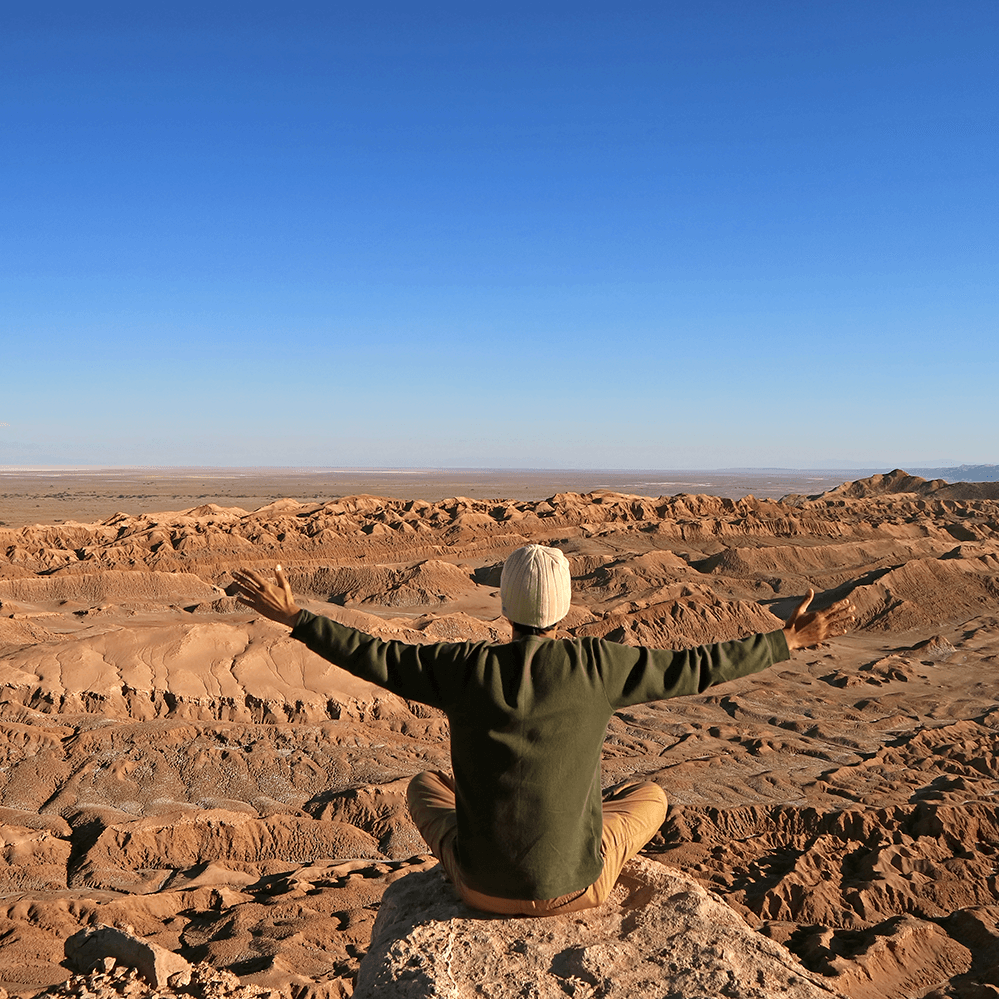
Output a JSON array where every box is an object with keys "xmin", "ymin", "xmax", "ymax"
[{"xmin": 500, "ymin": 544, "xmax": 572, "ymax": 629}]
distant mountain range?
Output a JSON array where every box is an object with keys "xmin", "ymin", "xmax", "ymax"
[{"xmin": 909, "ymin": 464, "xmax": 999, "ymax": 482}]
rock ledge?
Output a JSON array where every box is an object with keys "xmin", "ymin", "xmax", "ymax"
[{"xmin": 356, "ymin": 856, "xmax": 847, "ymax": 998}]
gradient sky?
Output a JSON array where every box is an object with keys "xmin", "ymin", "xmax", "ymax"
[{"xmin": 3, "ymin": 1, "xmax": 997, "ymax": 469}]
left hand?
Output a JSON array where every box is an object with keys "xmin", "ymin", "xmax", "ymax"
[
  {"xmin": 783, "ymin": 588, "xmax": 855, "ymax": 650},
  {"xmin": 232, "ymin": 565, "xmax": 302, "ymax": 628}
]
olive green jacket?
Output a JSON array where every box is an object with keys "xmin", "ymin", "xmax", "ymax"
[{"xmin": 291, "ymin": 610, "xmax": 789, "ymax": 900}]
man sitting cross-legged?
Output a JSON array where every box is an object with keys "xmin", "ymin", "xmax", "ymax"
[{"xmin": 234, "ymin": 544, "xmax": 853, "ymax": 916}]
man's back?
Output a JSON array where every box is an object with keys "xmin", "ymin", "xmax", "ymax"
[{"xmin": 447, "ymin": 634, "xmax": 614, "ymax": 899}]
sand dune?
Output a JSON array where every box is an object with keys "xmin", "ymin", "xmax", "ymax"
[{"xmin": 1, "ymin": 470, "xmax": 998, "ymax": 996}]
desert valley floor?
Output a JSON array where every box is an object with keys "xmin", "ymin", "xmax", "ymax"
[{"xmin": 0, "ymin": 469, "xmax": 998, "ymax": 998}]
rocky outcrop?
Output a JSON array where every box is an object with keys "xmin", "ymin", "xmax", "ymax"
[
  {"xmin": 355, "ymin": 857, "xmax": 846, "ymax": 998},
  {"xmin": 65, "ymin": 925, "xmax": 192, "ymax": 988}
]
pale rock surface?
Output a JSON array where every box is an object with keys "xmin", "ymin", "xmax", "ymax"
[{"xmin": 355, "ymin": 856, "xmax": 847, "ymax": 998}]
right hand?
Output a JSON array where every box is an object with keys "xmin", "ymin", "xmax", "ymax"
[{"xmin": 783, "ymin": 589, "xmax": 855, "ymax": 651}]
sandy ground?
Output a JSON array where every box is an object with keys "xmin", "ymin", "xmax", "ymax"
[{"xmin": 0, "ymin": 468, "xmax": 998, "ymax": 997}]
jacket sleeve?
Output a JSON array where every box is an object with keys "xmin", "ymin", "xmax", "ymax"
[
  {"xmin": 598, "ymin": 629, "xmax": 790, "ymax": 708},
  {"xmin": 290, "ymin": 609, "xmax": 469, "ymax": 709}
]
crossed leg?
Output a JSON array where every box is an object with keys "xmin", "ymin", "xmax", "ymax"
[{"xmin": 406, "ymin": 771, "xmax": 668, "ymax": 916}]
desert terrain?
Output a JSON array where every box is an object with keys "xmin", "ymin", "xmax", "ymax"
[
  {"xmin": 0, "ymin": 468, "xmax": 882, "ymax": 530},
  {"xmin": 0, "ymin": 468, "xmax": 998, "ymax": 997}
]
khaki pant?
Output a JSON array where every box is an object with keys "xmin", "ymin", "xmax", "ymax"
[{"xmin": 407, "ymin": 770, "xmax": 668, "ymax": 916}]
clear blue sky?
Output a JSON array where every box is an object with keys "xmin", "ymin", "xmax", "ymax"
[{"xmin": 3, "ymin": 1, "xmax": 996, "ymax": 469}]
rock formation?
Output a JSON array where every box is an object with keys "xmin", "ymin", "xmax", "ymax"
[{"xmin": 356, "ymin": 857, "xmax": 847, "ymax": 998}]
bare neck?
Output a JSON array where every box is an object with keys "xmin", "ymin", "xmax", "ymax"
[{"xmin": 510, "ymin": 623, "xmax": 556, "ymax": 641}]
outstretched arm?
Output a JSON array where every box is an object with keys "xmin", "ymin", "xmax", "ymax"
[
  {"xmin": 783, "ymin": 589, "xmax": 855, "ymax": 651},
  {"xmin": 234, "ymin": 566, "xmax": 459, "ymax": 709},
  {"xmin": 232, "ymin": 565, "xmax": 302, "ymax": 628}
]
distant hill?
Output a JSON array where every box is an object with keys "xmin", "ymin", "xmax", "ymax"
[{"xmin": 796, "ymin": 468, "xmax": 999, "ymax": 502}]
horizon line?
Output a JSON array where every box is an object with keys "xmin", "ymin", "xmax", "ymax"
[{"xmin": 1, "ymin": 463, "xmax": 993, "ymax": 475}]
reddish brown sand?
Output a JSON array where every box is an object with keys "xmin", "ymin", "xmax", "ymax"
[{"xmin": 1, "ymin": 469, "xmax": 998, "ymax": 997}]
